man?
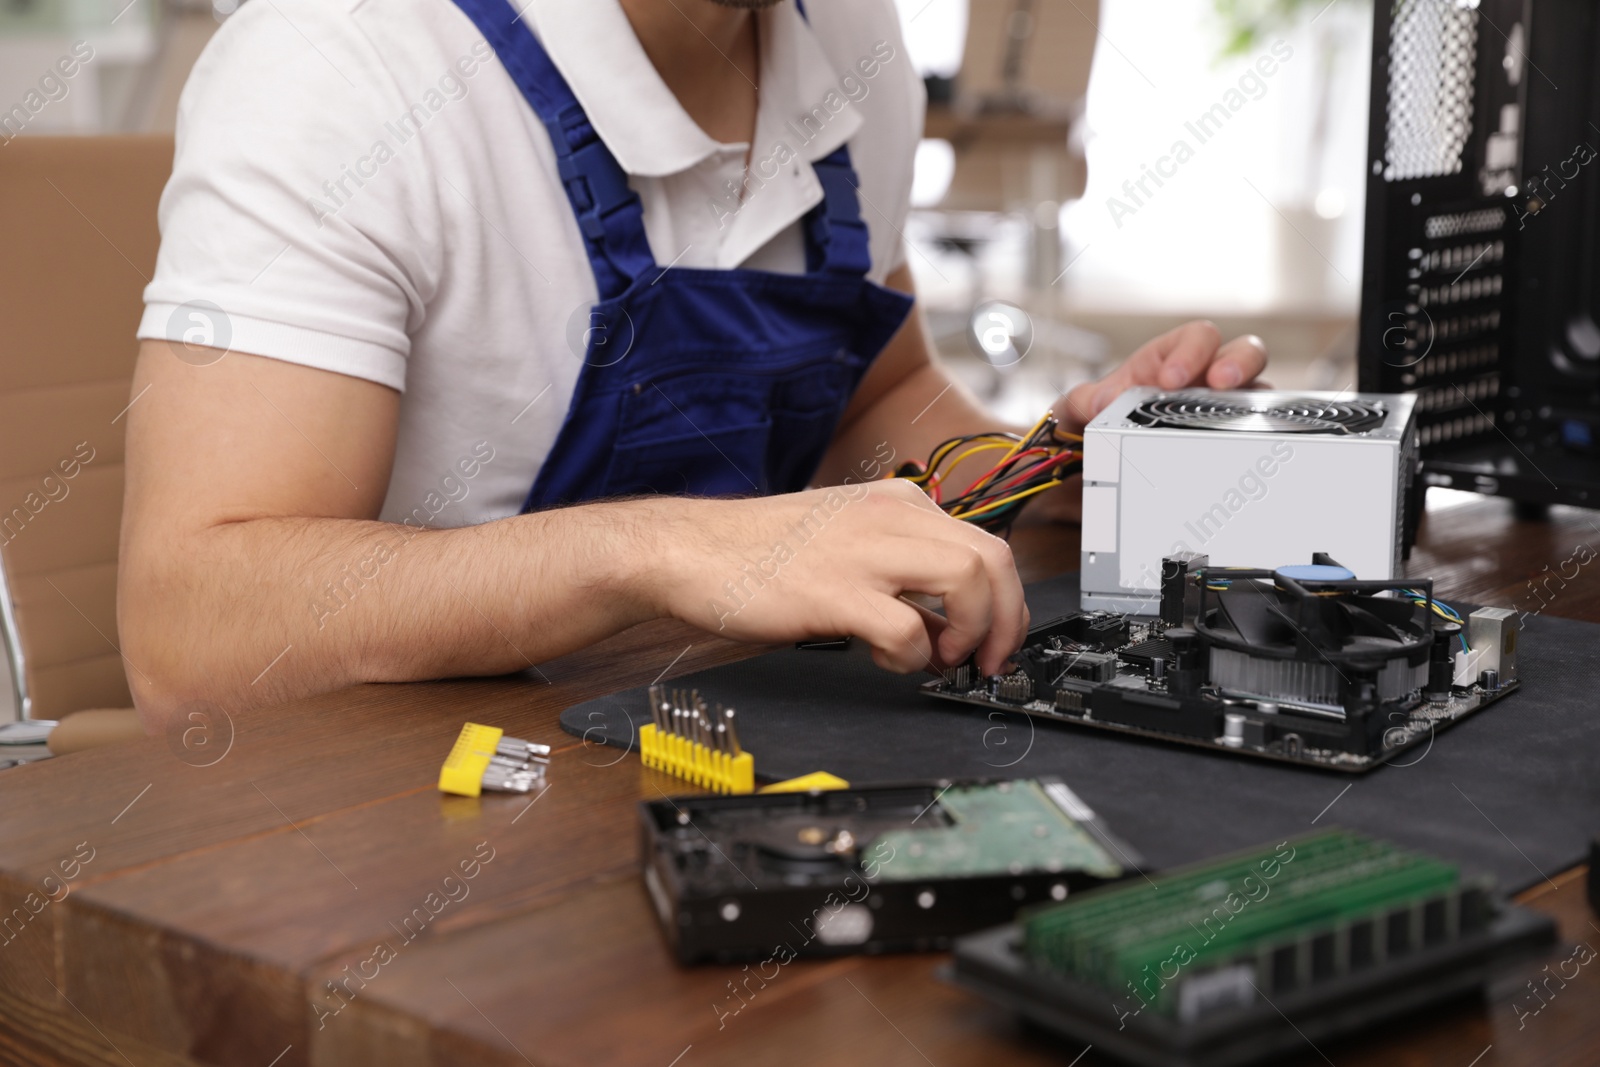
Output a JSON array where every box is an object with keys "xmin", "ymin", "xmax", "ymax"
[{"xmin": 121, "ymin": 0, "xmax": 1266, "ymax": 729}]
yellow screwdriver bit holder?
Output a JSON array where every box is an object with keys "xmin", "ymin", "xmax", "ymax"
[
  {"xmin": 639, "ymin": 723, "xmax": 755, "ymax": 795},
  {"xmin": 643, "ymin": 685, "xmax": 755, "ymax": 795}
]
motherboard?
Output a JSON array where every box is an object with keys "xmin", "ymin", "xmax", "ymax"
[{"xmin": 923, "ymin": 554, "xmax": 1521, "ymax": 772}]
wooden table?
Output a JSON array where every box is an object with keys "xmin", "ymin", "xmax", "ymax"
[{"xmin": 2, "ymin": 493, "xmax": 1596, "ymax": 1067}]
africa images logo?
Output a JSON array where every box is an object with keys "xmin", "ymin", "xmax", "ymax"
[{"xmin": 166, "ymin": 300, "xmax": 233, "ymax": 366}]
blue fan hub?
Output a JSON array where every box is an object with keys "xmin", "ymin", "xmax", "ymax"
[{"xmin": 1275, "ymin": 564, "xmax": 1356, "ymax": 584}]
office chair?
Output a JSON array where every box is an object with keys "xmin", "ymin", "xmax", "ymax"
[{"xmin": 0, "ymin": 135, "xmax": 173, "ymax": 754}]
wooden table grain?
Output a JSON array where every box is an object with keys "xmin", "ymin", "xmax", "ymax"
[{"xmin": 2, "ymin": 493, "xmax": 1597, "ymax": 1067}]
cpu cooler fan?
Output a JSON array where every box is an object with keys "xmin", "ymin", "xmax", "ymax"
[{"xmin": 1196, "ymin": 563, "xmax": 1433, "ymax": 709}]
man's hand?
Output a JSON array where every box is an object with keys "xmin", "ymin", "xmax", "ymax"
[
  {"xmin": 1054, "ymin": 320, "xmax": 1269, "ymax": 434},
  {"xmin": 1017, "ymin": 321, "xmax": 1268, "ymax": 525},
  {"xmin": 817, "ymin": 269, "xmax": 1272, "ymax": 532},
  {"xmin": 644, "ymin": 479, "xmax": 1028, "ymax": 676}
]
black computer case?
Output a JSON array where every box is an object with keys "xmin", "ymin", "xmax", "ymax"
[{"xmin": 1359, "ymin": 0, "xmax": 1600, "ymax": 508}]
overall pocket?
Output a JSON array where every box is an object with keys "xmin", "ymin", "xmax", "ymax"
[
  {"xmin": 764, "ymin": 359, "xmax": 858, "ymax": 492},
  {"xmin": 601, "ymin": 373, "xmax": 774, "ymax": 497}
]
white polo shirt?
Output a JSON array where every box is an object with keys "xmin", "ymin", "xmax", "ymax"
[{"xmin": 138, "ymin": 0, "xmax": 921, "ymax": 528}]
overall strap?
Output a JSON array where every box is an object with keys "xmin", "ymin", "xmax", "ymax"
[
  {"xmin": 805, "ymin": 145, "xmax": 875, "ymax": 278},
  {"xmin": 450, "ymin": 0, "xmax": 655, "ymax": 300},
  {"xmin": 790, "ymin": 0, "xmax": 875, "ymax": 279}
]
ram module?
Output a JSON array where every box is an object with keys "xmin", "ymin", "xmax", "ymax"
[{"xmin": 950, "ymin": 830, "xmax": 1556, "ymax": 1067}]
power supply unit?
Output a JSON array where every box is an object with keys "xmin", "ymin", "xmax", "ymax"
[{"xmin": 1079, "ymin": 389, "xmax": 1419, "ymax": 614}]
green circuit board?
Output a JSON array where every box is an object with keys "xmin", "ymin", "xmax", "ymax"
[{"xmin": 867, "ymin": 780, "xmax": 1122, "ymax": 883}]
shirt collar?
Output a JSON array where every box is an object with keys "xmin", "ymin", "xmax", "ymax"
[
  {"xmin": 526, "ymin": 0, "xmax": 863, "ymax": 178},
  {"xmin": 757, "ymin": 0, "xmax": 864, "ymax": 164}
]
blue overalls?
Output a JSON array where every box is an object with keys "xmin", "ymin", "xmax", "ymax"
[{"xmin": 447, "ymin": 0, "xmax": 915, "ymax": 509}]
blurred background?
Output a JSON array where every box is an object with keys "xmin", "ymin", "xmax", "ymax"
[
  {"xmin": 890, "ymin": 0, "xmax": 1374, "ymax": 422},
  {"xmin": 0, "ymin": 0, "xmax": 1378, "ymax": 723}
]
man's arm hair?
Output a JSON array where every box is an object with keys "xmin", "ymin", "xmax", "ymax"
[
  {"xmin": 118, "ymin": 341, "xmax": 663, "ymax": 729},
  {"xmin": 123, "ymin": 314, "xmax": 1037, "ymax": 728}
]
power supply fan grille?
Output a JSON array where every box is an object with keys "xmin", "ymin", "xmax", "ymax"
[{"xmin": 1128, "ymin": 396, "xmax": 1389, "ymax": 435}]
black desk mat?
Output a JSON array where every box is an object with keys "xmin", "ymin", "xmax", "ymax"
[{"xmin": 562, "ymin": 574, "xmax": 1600, "ymax": 893}]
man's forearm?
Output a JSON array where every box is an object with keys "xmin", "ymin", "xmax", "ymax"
[
  {"xmin": 819, "ymin": 358, "xmax": 1031, "ymax": 492},
  {"xmin": 121, "ymin": 501, "xmax": 668, "ymax": 722}
]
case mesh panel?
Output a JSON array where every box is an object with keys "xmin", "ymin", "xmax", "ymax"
[{"xmin": 1385, "ymin": 0, "xmax": 1479, "ymax": 181}]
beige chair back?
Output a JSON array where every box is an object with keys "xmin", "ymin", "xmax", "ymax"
[
  {"xmin": 0, "ymin": 135, "xmax": 172, "ymax": 720},
  {"xmin": 960, "ymin": 0, "xmax": 1101, "ymax": 104},
  {"xmin": 933, "ymin": 0, "xmax": 1100, "ymax": 212}
]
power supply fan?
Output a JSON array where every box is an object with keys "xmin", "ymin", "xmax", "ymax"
[
  {"xmin": 1197, "ymin": 567, "xmax": 1431, "ymax": 707},
  {"xmin": 1129, "ymin": 394, "xmax": 1388, "ymax": 435}
]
